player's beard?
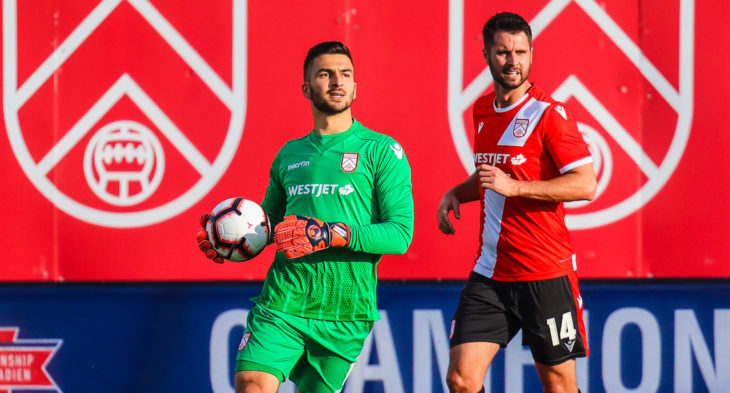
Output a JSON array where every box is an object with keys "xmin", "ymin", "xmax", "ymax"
[
  {"xmin": 490, "ymin": 65, "xmax": 530, "ymax": 91},
  {"xmin": 310, "ymin": 87, "xmax": 353, "ymax": 115}
]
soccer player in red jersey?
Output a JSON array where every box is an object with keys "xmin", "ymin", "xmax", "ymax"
[{"xmin": 437, "ymin": 12, "xmax": 597, "ymax": 393}]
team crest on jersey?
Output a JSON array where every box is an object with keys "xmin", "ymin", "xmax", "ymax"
[
  {"xmin": 341, "ymin": 153, "xmax": 359, "ymax": 172},
  {"xmin": 238, "ymin": 332, "xmax": 251, "ymax": 351},
  {"xmin": 513, "ymin": 119, "xmax": 529, "ymax": 138}
]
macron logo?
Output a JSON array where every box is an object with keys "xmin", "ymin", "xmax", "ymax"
[
  {"xmin": 564, "ymin": 339, "xmax": 576, "ymax": 352},
  {"xmin": 390, "ymin": 143, "xmax": 403, "ymax": 159},
  {"xmin": 554, "ymin": 105, "xmax": 567, "ymax": 120},
  {"xmin": 477, "ymin": 121, "xmax": 485, "ymax": 134},
  {"xmin": 287, "ymin": 160, "xmax": 310, "ymax": 171}
]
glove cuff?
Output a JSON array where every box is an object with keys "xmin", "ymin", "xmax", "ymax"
[{"xmin": 328, "ymin": 223, "xmax": 350, "ymax": 248}]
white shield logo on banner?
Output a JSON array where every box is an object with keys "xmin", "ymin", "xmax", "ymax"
[
  {"xmin": 3, "ymin": 0, "xmax": 247, "ymax": 227},
  {"xmin": 447, "ymin": 0, "xmax": 694, "ymax": 229}
]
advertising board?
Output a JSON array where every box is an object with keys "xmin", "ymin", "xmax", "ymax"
[
  {"xmin": 1, "ymin": 0, "xmax": 728, "ymax": 281},
  {"xmin": 0, "ymin": 282, "xmax": 727, "ymax": 392}
]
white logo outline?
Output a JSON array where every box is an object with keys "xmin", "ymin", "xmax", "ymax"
[
  {"xmin": 83, "ymin": 120, "xmax": 165, "ymax": 206},
  {"xmin": 564, "ymin": 339, "xmax": 576, "ymax": 352},
  {"xmin": 3, "ymin": 0, "xmax": 247, "ymax": 228},
  {"xmin": 390, "ymin": 143, "xmax": 403, "ymax": 159},
  {"xmin": 447, "ymin": 0, "xmax": 694, "ymax": 229}
]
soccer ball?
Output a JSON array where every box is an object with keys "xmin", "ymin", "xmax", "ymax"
[{"xmin": 206, "ymin": 198, "xmax": 270, "ymax": 262}]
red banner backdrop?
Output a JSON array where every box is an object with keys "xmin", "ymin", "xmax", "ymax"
[{"xmin": 1, "ymin": 0, "xmax": 727, "ymax": 281}]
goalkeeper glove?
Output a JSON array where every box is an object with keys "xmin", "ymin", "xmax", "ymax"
[
  {"xmin": 197, "ymin": 213, "xmax": 225, "ymax": 264},
  {"xmin": 274, "ymin": 215, "xmax": 350, "ymax": 259}
]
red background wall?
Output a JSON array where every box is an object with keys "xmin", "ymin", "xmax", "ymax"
[{"xmin": 1, "ymin": 0, "xmax": 727, "ymax": 281}]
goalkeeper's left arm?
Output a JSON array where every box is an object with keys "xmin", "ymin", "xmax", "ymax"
[
  {"xmin": 345, "ymin": 139, "xmax": 414, "ymax": 256},
  {"xmin": 273, "ymin": 192, "xmax": 412, "ymax": 259},
  {"xmin": 346, "ymin": 195, "xmax": 413, "ymax": 255},
  {"xmin": 273, "ymin": 138, "xmax": 414, "ymax": 259}
]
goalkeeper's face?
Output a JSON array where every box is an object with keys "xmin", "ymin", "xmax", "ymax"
[{"xmin": 303, "ymin": 54, "xmax": 357, "ymax": 115}]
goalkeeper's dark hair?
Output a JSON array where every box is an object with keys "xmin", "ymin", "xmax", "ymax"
[
  {"xmin": 482, "ymin": 12, "xmax": 532, "ymax": 50},
  {"xmin": 303, "ymin": 41, "xmax": 353, "ymax": 80}
]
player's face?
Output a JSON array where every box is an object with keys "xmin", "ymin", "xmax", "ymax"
[
  {"xmin": 484, "ymin": 31, "xmax": 532, "ymax": 91},
  {"xmin": 303, "ymin": 54, "xmax": 357, "ymax": 115}
]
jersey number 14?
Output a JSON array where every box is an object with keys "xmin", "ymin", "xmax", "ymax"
[{"xmin": 546, "ymin": 312, "xmax": 577, "ymax": 346}]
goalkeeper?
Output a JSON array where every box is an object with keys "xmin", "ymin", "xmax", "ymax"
[{"xmin": 197, "ymin": 41, "xmax": 414, "ymax": 393}]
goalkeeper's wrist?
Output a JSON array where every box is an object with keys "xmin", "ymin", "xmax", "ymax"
[{"xmin": 328, "ymin": 222, "xmax": 350, "ymax": 248}]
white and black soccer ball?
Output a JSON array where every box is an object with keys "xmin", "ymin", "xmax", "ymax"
[{"xmin": 205, "ymin": 198, "xmax": 270, "ymax": 262}]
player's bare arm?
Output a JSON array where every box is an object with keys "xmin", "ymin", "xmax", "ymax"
[
  {"xmin": 478, "ymin": 163, "xmax": 596, "ymax": 202},
  {"xmin": 438, "ymin": 170, "xmax": 482, "ymax": 235}
]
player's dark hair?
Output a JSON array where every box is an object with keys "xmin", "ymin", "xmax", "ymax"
[
  {"xmin": 303, "ymin": 41, "xmax": 353, "ymax": 80},
  {"xmin": 482, "ymin": 12, "xmax": 532, "ymax": 50}
]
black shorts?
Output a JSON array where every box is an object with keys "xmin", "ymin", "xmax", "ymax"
[{"xmin": 450, "ymin": 271, "xmax": 589, "ymax": 365}]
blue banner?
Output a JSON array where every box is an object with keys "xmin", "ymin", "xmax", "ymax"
[{"xmin": 0, "ymin": 281, "xmax": 727, "ymax": 393}]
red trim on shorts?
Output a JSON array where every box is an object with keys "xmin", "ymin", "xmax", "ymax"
[{"xmin": 567, "ymin": 271, "xmax": 589, "ymax": 356}]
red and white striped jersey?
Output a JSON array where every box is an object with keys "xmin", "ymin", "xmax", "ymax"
[{"xmin": 472, "ymin": 84, "xmax": 592, "ymax": 281}]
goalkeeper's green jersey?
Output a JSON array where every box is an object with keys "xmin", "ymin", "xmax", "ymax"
[{"xmin": 255, "ymin": 119, "xmax": 414, "ymax": 321}]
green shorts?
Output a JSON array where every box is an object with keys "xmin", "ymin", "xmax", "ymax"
[{"xmin": 236, "ymin": 304, "xmax": 374, "ymax": 393}]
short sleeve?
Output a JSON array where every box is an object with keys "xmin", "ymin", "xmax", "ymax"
[{"xmin": 542, "ymin": 103, "xmax": 593, "ymax": 173}]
